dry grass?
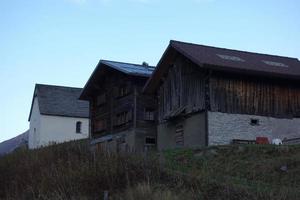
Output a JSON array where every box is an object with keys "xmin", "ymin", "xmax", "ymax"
[
  {"xmin": 0, "ymin": 140, "xmax": 162, "ymax": 199},
  {"xmin": 113, "ymin": 183, "xmax": 178, "ymax": 200},
  {"xmin": 1, "ymin": 140, "xmax": 300, "ymax": 199}
]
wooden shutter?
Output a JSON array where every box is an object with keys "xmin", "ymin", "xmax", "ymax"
[{"xmin": 175, "ymin": 124, "xmax": 184, "ymax": 146}]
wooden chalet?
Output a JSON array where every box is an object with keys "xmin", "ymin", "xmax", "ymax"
[
  {"xmin": 80, "ymin": 60, "xmax": 156, "ymax": 152},
  {"xmin": 144, "ymin": 40, "xmax": 300, "ymax": 150}
]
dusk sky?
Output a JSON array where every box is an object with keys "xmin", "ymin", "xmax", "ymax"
[{"xmin": 1, "ymin": 0, "xmax": 300, "ymax": 142}]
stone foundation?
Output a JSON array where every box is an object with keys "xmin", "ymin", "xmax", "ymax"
[{"xmin": 208, "ymin": 112, "xmax": 300, "ymax": 145}]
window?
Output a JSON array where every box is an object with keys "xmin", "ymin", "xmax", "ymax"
[
  {"xmin": 144, "ymin": 108, "xmax": 155, "ymax": 121},
  {"xmin": 115, "ymin": 110, "xmax": 132, "ymax": 126},
  {"xmin": 117, "ymin": 136, "xmax": 126, "ymax": 144},
  {"xmin": 96, "ymin": 93, "xmax": 106, "ymax": 106},
  {"xmin": 217, "ymin": 54, "xmax": 245, "ymax": 62},
  {"xmin": 118, "ymin": 85, "xmax": 129, "ymax": 98},
  {"xmin": 94, "ymin": 119, "xmax": 107, "ymax": 132},
  {"xmin": 76, "ymin": 121, "xmax": 82, "ymax": 133},
  {"xmin": 250, "ymin": 119, "xmax": 259, "ymax": 126},
  {"xmin": 145, "ymin": 137, "xmax": 156, "ymax": 145}
]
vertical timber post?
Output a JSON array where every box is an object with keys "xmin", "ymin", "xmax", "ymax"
[
  {"xmin": 204, "ymin": 70, "xmax": 212, "ymax": 146},
  {"xmin": 133, "ymin": 85, "xmax": 137, "ymax": 129}
]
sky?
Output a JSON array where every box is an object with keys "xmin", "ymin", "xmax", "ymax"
[{"xmin": 0, "ymin": 0, "xmax": 300, "ymax": 142}]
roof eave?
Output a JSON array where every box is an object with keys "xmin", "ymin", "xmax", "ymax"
[
  {"xmin": 40, "ymin": 113, "xmax": 89, "ymax": 119},
  {"xmin": 143, "ymin": 43, "xmax": 174, "ymax": 94},
  {"xmin": 81, "ymin": 60, "xmax": 155, "ymax": 98},
  {"xmin": 79, "ymin": 60, "xmax": 102, "ymax": 100},
  {"xmin": 28, "ymin": 84, "xmax": 38, "ymax": 122},
  {"xmin": 143, "ymin": 41, "xmax": 206, "ymax": 94}
]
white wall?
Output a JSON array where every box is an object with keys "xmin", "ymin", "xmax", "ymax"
[
  {"xmin": 37, "ymin": 115, "xmax": 89, "ymax": 148},
  {"xmin": 208, "ymin": 111, "xmax": 300, "ymax": 145},
  {"xmin": 29, "ymin": 97, "xmax": 41, "ymax": 149},
  {"xmin": 29, "ymin": 98, "xmax": 89, "ymax": 149}
]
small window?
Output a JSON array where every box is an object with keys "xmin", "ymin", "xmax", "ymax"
[
  {"xmin": 144, "ymin": 108, "xmax": 155, "ymax": 121},
  {"xmin": 145, "ymin": 137, "xmax": 156, "ymax": 145},
  {"xmin": 117, "ymin": 136, "xmax": 126, "ymax": 144},
  {"xmin": 118, "ymin": 85, "xmax": 129, "ymax": 98},
  {"xmin": 114, "ymin": 110, "xmax": 132, "ymax": 126},
  {"xmin": 76, "ymin": 121, "xmax": 82, "ymax": 133},
  {"xmin": 250, "ymin": 119, "xmax": 259, "ymax": 126},
  {"xmin": 94, "ymin": 119, "xmax": 107, "ymax": 132}
]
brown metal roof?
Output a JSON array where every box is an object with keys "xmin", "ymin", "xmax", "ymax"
[{"xmin": 144, "ymin": 40, "xmax": 300, "ymax": 93}]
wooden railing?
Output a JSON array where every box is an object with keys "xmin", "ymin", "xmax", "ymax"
[
  {"xmin": 282, "ymin": 137, "xmax": 300, "ymax": 145},
  {"xmin": 232, "ymin": 139, "xmax": 256, "ymax": 144}
]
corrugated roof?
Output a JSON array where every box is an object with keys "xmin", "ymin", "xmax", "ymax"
[
  {"xmin": 80, "ymin": 60, "xmax": 155, "ymax": 99},
  {"xmin": 28, "ymin": 84, "xmax": 89, "ymax": 121},
  {"xmin": 144, "ymin": 40, "xmax": 300, "ymax": 93}
]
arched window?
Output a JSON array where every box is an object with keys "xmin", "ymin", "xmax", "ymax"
[{"xmin": 76, "ymin": 121, "xmax": 82, "ymax": 133}]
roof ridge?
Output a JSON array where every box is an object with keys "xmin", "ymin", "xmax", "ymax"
[
  {"xmin": 36, "ymin": 83, "xmax": 83, "ymax": 90},
  {"xmin": 101, "ymin": 59, "xmax": 155, "ymax": 68},
  {"xmin": 170, "ymin": 40, "xmax": 299, "ymax": 60}
]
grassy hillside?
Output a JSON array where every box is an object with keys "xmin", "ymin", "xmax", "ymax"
[{"xmin": 0, "ymin": 140, "xmax": 300, "ymax": 200}]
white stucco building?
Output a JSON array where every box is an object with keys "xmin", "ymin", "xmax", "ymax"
[{"xmin": 28, "ymin": 84, "xmax": 90, "ymax": 149}]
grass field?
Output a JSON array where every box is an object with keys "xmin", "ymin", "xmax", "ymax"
[{"xmin": 0, "ymin": 140, "xmax": 299, "ymax": 199}]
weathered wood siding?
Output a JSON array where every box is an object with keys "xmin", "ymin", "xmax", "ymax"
[
  {"xmin": 90, "ymin": 71, "xmax": 133, "ymax": 138},
  {"xmin": 158, "ymin": 54, "xmax": 300, "ymax": 122},
  {"xmin": 158, "ymin": 56, "xmax": 206, "ymax": 122},
  {"xmin": 209, "ymin": 74, "xmax": 300, "ymax": 117},
  {"xmin": 90, "ymin": 69, "xmax": 156, "ymax": 140}
]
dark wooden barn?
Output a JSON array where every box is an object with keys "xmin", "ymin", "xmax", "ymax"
[
  {"xmin": 144, "ymin": 40, "xmax": 300, "ymax": 150},
  {"xmin": 80, "ymin": 60, "xmax": 157, "ymax": 152}
]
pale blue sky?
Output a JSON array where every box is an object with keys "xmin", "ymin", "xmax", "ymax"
[{"xmin": 1, "ymin": 0, "xmax": 299, "ymax": 142}]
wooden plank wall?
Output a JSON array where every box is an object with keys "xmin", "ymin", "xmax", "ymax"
[
  {"xmin": 158, "ymin": 54, "xmax": 300, "ymax": 122},
  {"xmin": 209, "ymin": 74, "xmax": 300, "ymax": 117},
  {"xmin": 91, "ymin": 72, "xmax": 134, "ymax": 138},
  {"xmin": 91, "ymin": 70, "xmax": 157, "ymax": 139},
  {"xmin": 158, "ymin": 56, "xmax": 206, "ymax": 122}
]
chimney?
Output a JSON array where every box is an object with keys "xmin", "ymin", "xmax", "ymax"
[{"xmin": 142, "ymin": 61, "xmax": 149, "ymax": 69}]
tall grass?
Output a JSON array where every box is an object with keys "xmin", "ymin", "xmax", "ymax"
[
  {"xmin": 0, "ymin": 140, "xmax": 162, "ymax": 199},
  {"xmin": 1, "ymin": 141, "xmax": 300, "ymax": 199}
]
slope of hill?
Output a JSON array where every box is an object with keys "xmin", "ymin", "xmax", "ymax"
[
  {"xmin": 0, "ymin": 140, "xmax": 299, "ymax": 200},
  {"xmin": 0, "ymin": 130, "xmax": 28, "ymax": 155}
]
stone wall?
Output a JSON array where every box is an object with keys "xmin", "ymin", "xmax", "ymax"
[{"xmin": 208, "ymin": 111, "xmax": 300, "ymax": 145}]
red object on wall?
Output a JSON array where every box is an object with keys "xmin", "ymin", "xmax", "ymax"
[{"xmin": 256, "ymin": 137, "xmax": 269, "ymax": 144}]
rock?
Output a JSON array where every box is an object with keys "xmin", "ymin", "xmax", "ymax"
[
  {"xmin": 193, "ymin": 152, "xmax": 204, "ymax": 158},
  {"xmin": 280, "ymin": 165, "xmax": 288, "ymax": 172},
  {"xmin": 237, "ymin": 146, "xmax": 246, "ymax": 153},
  {"xmin": 205, "ymin": 149, "xmax": 218, "ymax": 157}
]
